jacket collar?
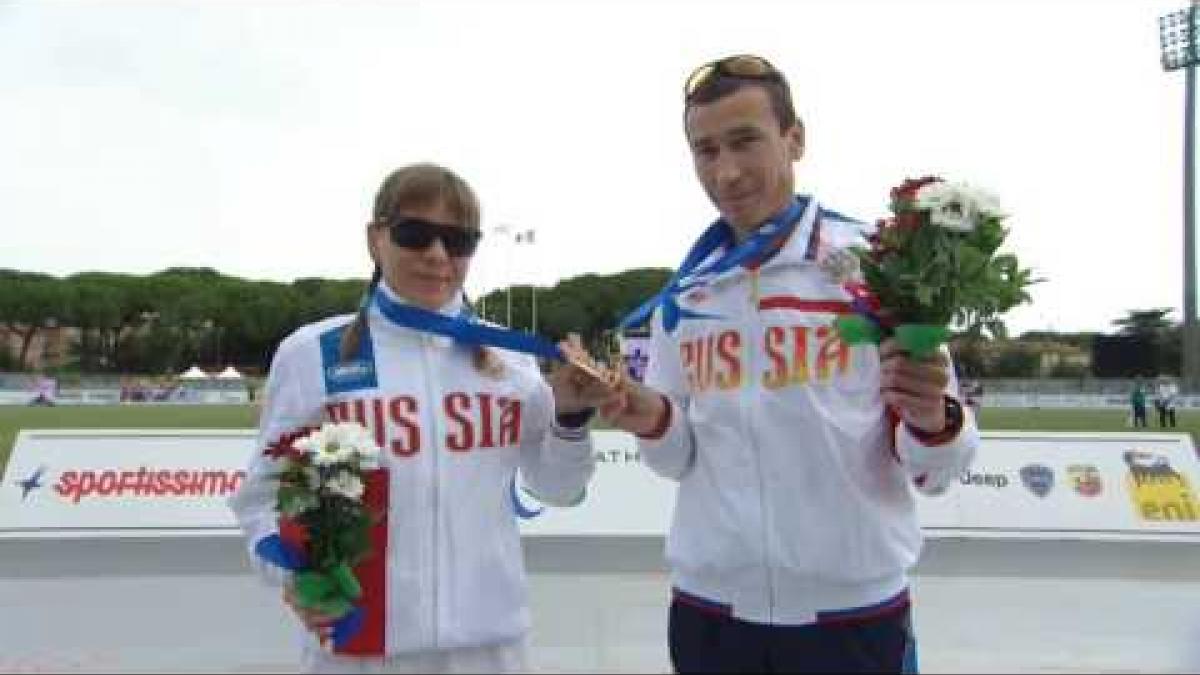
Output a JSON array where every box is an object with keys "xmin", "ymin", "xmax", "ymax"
[
  {"xmin": 371, "ymin": 279, "xmax": 465, "ymax": 319},
  {"xmin": 701, "ymin": 195, "xmax": 823, "ymax": 288}
]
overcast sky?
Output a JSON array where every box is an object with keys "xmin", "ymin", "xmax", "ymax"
[{"xmin": 0, "ymin": 0, "xmax": 1193, "ymax": 335}]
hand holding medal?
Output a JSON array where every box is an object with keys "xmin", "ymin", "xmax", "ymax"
[{"xmin": 549, "ymin": 333, "xmax": 627, "ymax": 416}]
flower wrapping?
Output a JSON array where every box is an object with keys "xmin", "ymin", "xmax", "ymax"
[
  {"xmin": 255, "ymin": 422, "xmax": 389, "ymax": 655},
  {"xmin": 831, "ymin": 176, "xmax": 1037, "ymax": 358}
]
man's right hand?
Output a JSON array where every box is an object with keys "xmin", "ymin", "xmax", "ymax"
[
  {"xmin": 600, "ymin": 378, "xmax": 670, "ymax": 438},
  {"xmin": 283, "ymin": 581, "xmax": 339, "ymax": 641}
]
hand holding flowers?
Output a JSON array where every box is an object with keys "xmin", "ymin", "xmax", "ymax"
[
  {"xmin": 832, "ymin": 176, "xmax": 1038, "ymax": 359},
  {"xmin": 256, "ymin": 421, "xmax": 384, "ymax": 651}
]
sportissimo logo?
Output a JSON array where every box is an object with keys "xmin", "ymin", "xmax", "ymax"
[
  {"xmin": 52, "ymin": 467, "xmax": 246, "ymax": 504},
  {"xmin": 16, "ymin": 465, "xmax": 47, "ymax": 501}
]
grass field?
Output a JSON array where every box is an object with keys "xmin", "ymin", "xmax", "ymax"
[
  {"xmin": 0, "ymin": 404, "xmax": 259, "ymax": 473},
  {"xmin": 0, "ymin": 404, "xmax": 1196, "ymax": 474}
]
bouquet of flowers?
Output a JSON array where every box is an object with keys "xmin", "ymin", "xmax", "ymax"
[
  {"xmin": 831, "ymin": 176, "xmax": 1037, "ymax": 358},
  {"xmin": 254, "ymin": 421, "xmax": 385, "ymax": 651}
]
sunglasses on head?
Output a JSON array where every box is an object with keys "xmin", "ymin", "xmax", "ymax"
[
  {"xmin": 684, "ymin": 54, "xmax": 784, "ymax": 100},
  {"xmin": 383, "ymin": 217, "xmax": 482, "ymax": 257}
]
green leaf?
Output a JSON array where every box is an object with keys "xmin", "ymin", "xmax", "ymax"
[
  {"xmin": 278, "ymin": 485, "xmax": 318, "ymax": 518},
  {"xmin": 834, "ymin": 315, "xmax": 883, "ymax": 345},
  {"xmin": 895, "ymin": 324, "xmax": 950, "ymax": 359},
  {"xmin": 330, "ymin": 562, "xmax": 362, "ymax": 600},
  {"xmin": 312, "ymin": 595, "xmax": 355, "ymax": 619},
  {"xmin": 915, "ymin": 284, "xmax": 935, "ymax": 308},
  {"xmin": 294, "ymin": 571, "xmax": 336, "ymax": 607}
]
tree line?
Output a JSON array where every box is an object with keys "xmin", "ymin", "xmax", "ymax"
[
  {"xmin": 0, "ymin": 267, "xmax": 670, "ymax": 375},
  {"xmin": 0, "ymin": 267, "xmax": 1185, "ymax": 380}
]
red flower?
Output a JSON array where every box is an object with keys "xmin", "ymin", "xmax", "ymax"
[
  {"xmin": 279, "ymin": 516, "xmax": 310, "ymax": 548},
  {"xmin": 894, "ymin": 211, "xmax": 924, "ymax": 231},
  {"xmin": 890, "ymin": 176, "xmax": 943, "ymax": 203},
  {"xmin": 265, "ymin": 426, "xmax": 320, "ymax": 460}
]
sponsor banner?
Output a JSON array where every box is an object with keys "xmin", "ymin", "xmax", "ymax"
[
  {"xmin": 918, "ymin": 431, "xmax": 1200, "ymax": 537},
  {"xmin": 55, "ymin": 390, "xmax": 123, "ymax": 406},
  {"xmin": 189, "ymin": 390, "xmax": 251, "ymax": 404},
  {"xmin": 3, "ymin": 429, "xmax": 1197, "ymax": 539},
  {"xmin": 0, "ymin": 430, "xmax": 251, "ymax": 535},
  {"xmin": 0, "ymin": 429, "xmax": 669, "ymax": 538},
  {"xmin": 0, "ymin": 391, "xmax": 37, "ymax": 405},
  {"xmin": 618, "ymin": 335, "xmax": 651, "ymax": 384},
  {"xmin": 516, "ymin": 431, "xmax": 672, "ymax": 536},
  {"xmin": 0, "ymin": 389, "xmax": 249, "ymax": 406},
  {"xmin": 981, "ymin": 393, "xmax": 1200, "ymax": 410}
]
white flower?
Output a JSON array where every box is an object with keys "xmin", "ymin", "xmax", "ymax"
[
  {"xmin": 969, "ymin": 187, "xmax": 1006, "ymax": 219},
  {"xmin": 914, "ymin": 181, "xmax": 1006, "ymax": 232},
  {"xmin": 915, "ymin": 182, "xmax": 971, "ymax": 232},
  {"xmin": 819, "ymin": 247, "xmax": 861, "ymax": 284},
  {"xmin": 930, "ymin": 200, "xmax": 975, "ymax": 232},
  {"xmin": 913, "ymin": 181, "xmax": 954, "ymax": 210},
  {"xmin": 297, "ymin": 422, "xmax": 379, "ymax": 467},
  {"xmin": 326, "ymin": 471, "xmax": 365, "ymax": 501},
  {"xmin": 292, "ymin": 422, "xmax": 383, "ymax": 467},
  {"xmin": 293, "ymin": 426, "xmax": 333, "ymax": 464},
  {"xmin": 331, "ymin": 422, "xmax": 381, "ymax": 467},
  {"xmin": 303, "ymin": 427, "xmax": 351, "ymax": 467}
]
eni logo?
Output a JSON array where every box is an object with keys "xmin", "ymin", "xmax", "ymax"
[{"xmin": 1123, "ymin": 450, "xmax": 1199, "ymax": 522}]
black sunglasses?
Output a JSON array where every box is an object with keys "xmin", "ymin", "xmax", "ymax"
[
  {"xmin": 384, "ymin": 217, "xmax": 482, "ymax": 257},
  {"xmin": 684, "ymin": 54, "xmax": 784, "ymax": 99}
]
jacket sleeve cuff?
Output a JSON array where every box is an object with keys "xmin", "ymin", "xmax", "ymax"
[
  {"xmin": 635, "ymin": 396, "xmax": 696, "ymax": 480},
  {"xmin": 555, "ymin": 407, "xmax": 596, "ymax": 430},
  {"xmin": 635, "ymin": 394, "xmax": 673, "ymax": 440},
  {"xmin": 897, "ymin": 397, "xmax": 979, "ymax": 495}
]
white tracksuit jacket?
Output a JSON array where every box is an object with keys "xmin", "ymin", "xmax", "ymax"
[
  {"xmin": 639, "ymin": 197, "xmax": 979, "ymax": 625},
  {"xmin": 229, "ymin": 283, "xmax": 595, "ymax": 658}
]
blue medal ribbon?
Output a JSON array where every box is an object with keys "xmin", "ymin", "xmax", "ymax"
[
  {"xmin": 371, "ymin": 290, "xmax": 564, "ymax": 361},
  {"xmin": 620, "ymin": 196, "xmax": 810, "ymax": 332}
]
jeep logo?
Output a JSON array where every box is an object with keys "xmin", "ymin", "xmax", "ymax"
[{"xmin": 960, "ymin": 470, "xmax": 1009, "ymax": 489}]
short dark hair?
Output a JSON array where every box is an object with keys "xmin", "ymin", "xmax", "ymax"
[{"xmin": 684, "ymin": 71, "xmax": 800, "ymax": 134}]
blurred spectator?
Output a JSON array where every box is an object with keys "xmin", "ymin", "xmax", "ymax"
[
  {"xmin": 28, "ymin": 374, "xmax": 57, "ymax": 405},
  {"xmin": 1154, "ymin": 375, "xmax": 1179, "ymax": 429},
  {"xmin": 1130, "ymin": 377, "xmax": 1149, "ymax": 428},
  {"xmin": 962, "ymin": 379, "xmax": 984, "ymax": 418}
]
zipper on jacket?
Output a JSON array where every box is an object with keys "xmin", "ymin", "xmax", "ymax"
[
  {"xmin": 745, "ymin": 274, "xmax": 777, "ymax": 622},
  {"xmin": 377, "ymin": 320, "xmax": 399, "ymax": 656},
  {"xmin": 419, "ymin": 333, "xmax": 441, "ymax": 649}
]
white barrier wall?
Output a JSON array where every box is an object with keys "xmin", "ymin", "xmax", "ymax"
[
  {"xmin": 982, "ymin": 393, "xmax": 1200, "ymax": 409},
  {"xmin": 0, "ymin": 388, "xmax": 249, "ymax": 406},
  {"xmin": 2, "ymin": 429, "xmax": 1198, "ymax": 540}
]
